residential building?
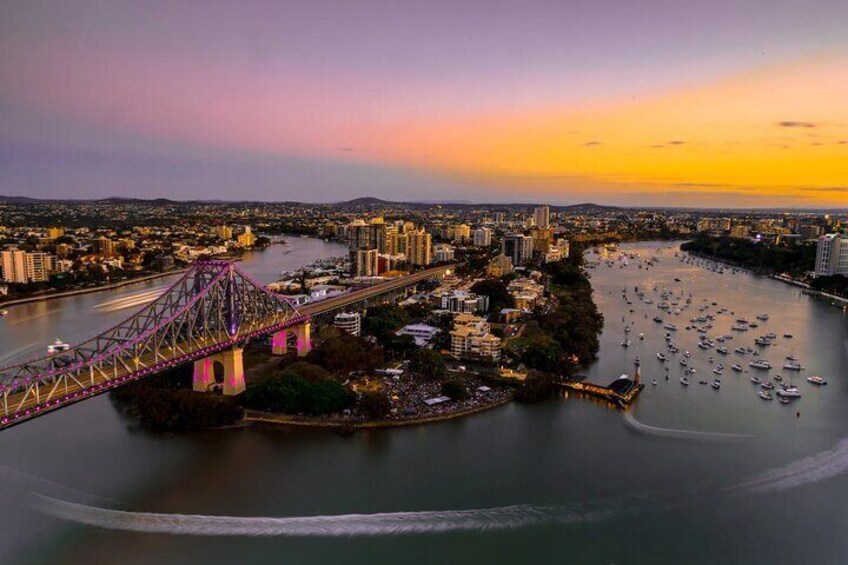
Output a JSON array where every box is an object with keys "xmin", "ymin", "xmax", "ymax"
[
  {"xmin": 502, "ymin": 233, "xmax": 534, "ymax": 265},
  {"xmin": 473, "ymin": 227, "xmax": 492, "ymax": 247},
  {"xmin": 353, "ymin": 248, "xmax": 379, "ymax": 277},
  {"xmin": 450, "ymin": 314, "xmax": 501, "ymax": 361},
  {"xmin": 433, "ymin": 243, "xmax": 455, "ymax": 263},
  {"xmin": 216, "ymin": 225, "xmax": 233, "ymax": 240},
  {"xmin": 333, "ymin": 312, "xmax": 361, "ymax": 336},
  {"xmin": 0, "ymin": 248, "xmax": 55, "ymax": 283},
  {"xmin": 396, "ymin": 323, "xmax": 441, "ymax": 347},
  {"xmin": 407, "ymin": 229, "xmax": 432, "ymax": 266},
  {"xmin": 815, "ymin": 233, "xmax": 848, "ymax": 277},
  {"xmin": 486, "ymin": 254, "xmax": 514, "ymax": 278}
]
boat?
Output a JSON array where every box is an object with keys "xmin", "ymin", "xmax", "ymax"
[
  {"xmin": 783, "ymin": 334, "xmax": 793, "ymax": 339},
  {"xmin": 779, "ymin": 397, "xmax": 791, "ymax": 404},
  {"xmin": 735, "ymin": 347, "xmax": 747, "ymax": 354},
  {"xmin": 657, "ymin": 352, "xmax": 667, "ymax": 362},
  {"xmin": 47, "ymin": 339, "xmax": 70, "ymax": 354},
  {"xmin": 652, "ymin": 380, "xmax": 658, "ymax": 386},
  {"xmin": 680, "ymin": 377, "xmax": 690, "ymax": 386},
  {"xmin": 773, "ymin": 374, "xmax": 783, "ymax": 381},
  {"xmin": 621, "ymin": 339, "xmax": 630, "ymax": 348},
  {"xmin": 806, "ymin": 376, "xmax": 828, "ymax": 386},
  {"xmin": 761, "ymin": 381, "xmax": 775, "ymax": 390},
  {"xmin": 711, "ymin": 380, "xmax": 721, "ymax": 390},
  {"xmin": 759, "ymin": 390, "xmax": 773, "ymax": 401},
  {"xmin": 653, "ymin": 316, "xmax": 663, "ymax": 323},
  {"xmin": 732, "ymin": 325, "xmax": 749, "ymax": 332},
  {"xmin": 756, "ymin": 313, "xmax": 769, "ymax": 321},
  {"xmin": 783, "ymin": 361, "xmax": 802, "ymax": 371},
  {"xmin": 0, "ymin": 309, "xmax": 7, "ymax": 317},
  {"xmin": 713, "ymin": 366, "xmax": 724, "ymax": 375},
  {"xmin": 785, "ymin": 354, "xmax": 797, "ymax": 361},
  {"xmin": 749, "ymin": 359, "xmax": 771, "ymax": 370},
  {"xmin": 754, "ymin": 336, "xmax": 772, "ymax": 346},
  {"xmin": 777, "ymin": 387, "xmax": 802, "ymax": 398},
  {"xmin": 664, "ymin": 323, "xmax": 678, "ymax": 331},
  {"xmin": 731, "ymin": 364, "xmax": 743, "ymax": 372},
  {"xmin": 717, "ymin": 346, "xmax": 728, "ymax": 355},
  {"xmin": 750, "ymin": 376, "xmax": 761, "ymax": 384},
  {"xmin": 639, "ymin": 333, "xmax": 645, "ymax": 340},
  {"xmin": 680, "ymin": 358, "xmax": 688, "ymax": 366}
]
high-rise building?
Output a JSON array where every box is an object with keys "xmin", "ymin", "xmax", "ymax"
[
  {"xmin": 531, "ymin": 227, "xmax": 554, "ymax": 253},
  {"xmin": 0, "ymin": 248, "xmax": 55, "ymax": 283},
  {"xmin": 352, "ymin": 248, "xmax": 379, "ymax": 277},
  {"xmin": 815, "ymin": 233, "xmax": 848, "ymax": 277},
  {"xmin": 216, "ymin": 225, "xmax": 233, "ymax": 241},
  {"xmin": 47, "ymin": 227, "xmax": 64, "ymax": 240},
  {"xmin": 473, "ymin": 227, "xmax": 492, "ymax": 247},
  {"xmin": 534, "ymin": 205, "xmax": 550, "ymax": 229},
  {"xmin": 407, "ymin": 229, "xmax": 432, "ymax": 266},
  {"xmin": 92, "ymin": 237, "xmax": 117, "ymax": 258},
  {"xmin": 502, "ymin": 234, "xmax": 534, "ymax": 266},
  {"xmin": 494, "ymin": 212, "xmax": 505, "ymax": 225},
  {"xmin": 237, "ymin": 226, "xmax": 256, "ymax": 247},
  {"xmin": 452, "ymin": 224, "xmax": 471, "ymax": 243},
  {"xmin": 487, "ymin": 254, "xmax": 514, "ymax": 278}
]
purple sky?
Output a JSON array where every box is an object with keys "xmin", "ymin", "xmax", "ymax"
[{"xmin": 1, "ymin": 0, "xmax": 846, "ymax": 205}]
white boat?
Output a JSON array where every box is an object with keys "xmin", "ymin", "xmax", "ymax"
[
  {"xmin": 0, "ymin": 309, "xmax": 7, "ymax": 317},
  {"xmin": 621, "ymin": 339, "xmax": 630, "ymax": 348},
  {"xmin": 711, "ymin": 380, "xmax": 721, "ymax": 390},
  {"xmin": 759, "ymin": 390, "xmax": 773, "ymax": 401},
  {"xmin": 783, "ymin": 361, "xmax": 802, "ymax": 371},
  {"xmin": 806, "ymin": 376, "xmax": 827, "ymax": 386},
  {"xmin": 756, "ymin": 313, "xmax": 769, "ymax": 321},
  {"xmin": 657, "ymin": 352, "xmax": 667, "ymax": 361},
  {"xmin": 731, "ymin": 364, "xmax": 743, "ymax": 372},
  {"xmin": 680, "ymin": 358, "xmax": 688, "ymax": 366},
  {"xmin": 664, "ymin": 323, "xmax": 678, "ymax": 331},
  {"xmin": 777, "ymin": 387, "xmax": 802, "ymax": 398},
  {"xmin": 717, "ymin": 346, "xmax": 728, "ymax": 354},
  {"xmin": 749, "ymin": 359, "xmax": 772, "ymax": 370},
  {"xmin": 680, "ymin": 377, "xmax": 690, "ymax": 386},
  {"xmin": 47, "ymin": 339, "xmax": 70, "ymax": 354},
  {"xmin": 750, "ymin": 376, "xmax": 761, "ymax": 384},
  {"xmin": 761, "ymin": 381, "xmax": 775, "ymax": 390}
]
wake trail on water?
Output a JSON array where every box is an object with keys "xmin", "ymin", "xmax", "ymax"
[
  {"xmin": 0, "ymin": 466, "xmax": 114, "ymax": 505},
  {"xmin": 35, "ymin": 495, "xmax": 623, "ymax": 537},
  {"xmin": 0, "ymin": 342, "xmax": 41, "ymax": 366},
  {"xmin": 729, "ymin": 436, "xmax": 848, "ymax": 494},
  {"xmin": 623, "ymin": 412, "xmax": 753, "ymax": 442}
]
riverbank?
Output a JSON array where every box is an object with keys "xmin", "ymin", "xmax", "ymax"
[
  {"xmin": 0, "ymin": 269, "xmax": 187, "ymax": 308},
  {"xmin": 243, "ymin": 393, "xmax": 514, "ymax": 430}
]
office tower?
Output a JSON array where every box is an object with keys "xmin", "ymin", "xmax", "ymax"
[
  {"xmin": 534, "ymin": 205, "xmax": 550, "ymax": 229},
  {"xmin": 502, "ymin": 233, "xmax": 534, "ymax": 265}
]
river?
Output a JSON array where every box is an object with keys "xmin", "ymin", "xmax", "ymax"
[{"xmin": 2, "ymin": 240, "xmax": 847, "ymax": 564}]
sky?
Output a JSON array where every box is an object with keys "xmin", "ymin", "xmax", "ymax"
[{"xmin": 1, "ymin": 0, "xmax": 846, "ymax": 207}]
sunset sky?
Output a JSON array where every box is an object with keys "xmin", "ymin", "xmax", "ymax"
[{"xmin": 1, "ymin": 0, "xmax": 846, "ymax": 207}]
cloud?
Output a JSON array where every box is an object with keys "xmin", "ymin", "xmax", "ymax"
[
  {"xmin": 339, "ymin": 147, "xmax": 355, "ymax": 152},
  {"xmin": 667, "ymin": 140, "xmax": 685, "ymax": 145},
  {"xmin": 799, "ymin": 186, "xmax": 848, "ymax": 193},
  {"xmin": 581, "ymin": 141, "xmax": 602, "ymax": 147},
  {"xmin": 777, "ymin": 121, "xmax": 817, "ymax": 128}
]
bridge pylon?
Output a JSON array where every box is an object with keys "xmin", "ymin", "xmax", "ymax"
[
  {"xmin": 294, "ymin": 322, "xmax": 312, "ymax": 357},
  {"xmin": 192, "ymin": 346, "xmax": 246, "ymax": 396}
]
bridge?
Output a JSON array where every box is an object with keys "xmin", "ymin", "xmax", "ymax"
[{"xmin": 0, "ymin": 261, "xmax": 452, "ymax": 431}]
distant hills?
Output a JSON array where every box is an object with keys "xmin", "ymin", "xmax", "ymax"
[{"xmin": 0, "ymin": 194, "xmax": 843, "ymax": 212}]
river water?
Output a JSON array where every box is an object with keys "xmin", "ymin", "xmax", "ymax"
[{"xmin": 2, "ymin": 240, "xmax": 847, "ymax": 564}]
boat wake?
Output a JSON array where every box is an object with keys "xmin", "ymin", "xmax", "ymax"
[
  {"xmin": 729, "ymin": 437, "xmax": 848, "ymax": 494},
  {"xmin": 35, "ymin": 495, "xmax": 621, "ymax": 537},
  {"xmin": 95, "ymin": 288, "xmax": 167, "ymax": 313},
  {"xmin": 0, "ymin": 466, "xmax": 114, "ymax": 506},
  {"xmin": 623, "ymin": 412, "xmax": 753, "ymax": 442}
]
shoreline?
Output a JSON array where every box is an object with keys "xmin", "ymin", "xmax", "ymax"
[
  {"xmin": 243, "ymin": 394, "xmax": 514, "ymax": 430},
  {"xmin": 0, "ymin": 269, "xmax": 188, "ymax": 308}
]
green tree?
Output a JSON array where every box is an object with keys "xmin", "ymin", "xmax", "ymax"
[
  {"xmin": 411, "ymin": 349, "xmax": 446, "ymax": 381},
  {"xmin": 359, "ymin": 391, "xmax": 392, "ymax": 419}
]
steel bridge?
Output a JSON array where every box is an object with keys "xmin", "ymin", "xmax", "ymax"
[{"xmin": 0, "ymin": 261, "xmax": 451, "ymax": 431}]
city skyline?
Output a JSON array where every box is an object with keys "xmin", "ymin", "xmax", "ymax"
[{"xmin": 1, "ymin": 0, "xmax": 847, "ymax": 207}]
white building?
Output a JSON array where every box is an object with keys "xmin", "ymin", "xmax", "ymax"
[
  {"xmin": 450, "ymin": 314, "xmax": 501, "ymax": 361},
  {"xmin": 815, "ymin": 233, "xmax": 848, "ymax": 277},
  {"xmin": 333, "ymin": 312, "xmax": 362, "ymax": 336},
  {"xmin": 473, "ymin": 227, "xmax": 492, "ymax": 247},
  {"xmin": 440, "ymin": 290, "xmax": 489, "ymax": 313},
  {"xmin": 433, "ymin": 244, "xmax": 455, "ymax": 263},
  {"xmin": 396, "ymin": 323, "xmax": 441, "ymax": 347}
]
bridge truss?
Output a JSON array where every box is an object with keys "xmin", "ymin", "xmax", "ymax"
[{"xmin": 0, "ymin": 261, "xmax": 304, "ymax": 429}]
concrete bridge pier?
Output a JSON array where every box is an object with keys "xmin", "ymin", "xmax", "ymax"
[
  {"xmin": 294, "ymin": 322, "xmax": 312, "ymax": 357},
  {"xmin": 271, "ymin": 330, "xmax": 288, "ymax": 355},
  {"xmin": 192, "ymin": 347, "xmax": 246, "ymax": 395}
]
